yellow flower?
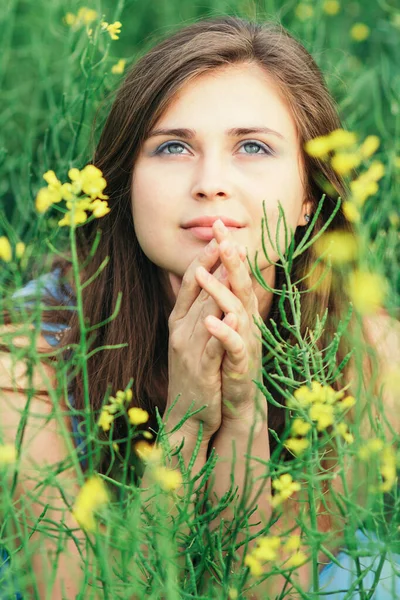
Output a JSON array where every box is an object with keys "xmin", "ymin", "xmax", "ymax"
[
  {"xmin": 0, "ymin": 444, "xmax": 17, "ymax": 465},
  {"xmin": 134, "ymin": 441, "xmax": 162, "ymax": 463},
  {"xmin": 128, "ymin": 407, "xmax": 149, "ymax": 426},
  {"xmin": 304, "ymin": 136, "xmax": 332, "ymax": 158},
  {"xmin": 314, "ymin": 231, "xmax": 358, "ymax": 265},
  {"xmin": 253, "ymin": 536, "xmax": 281, "ymax": 561},
  {"xmin": 143, "ymin": 431, "xmax": 153, "ymax": 440},
  {"xmin": 337, "ymin": 395, "xmax": 356, "ymax": 411},
  {"xmin": 125, "ymin": 389, "xmax": 133, "ymax": 402},
  {"xmin": 358, "ymin": 437, "xmax": 384, "ymax": 460},
  {"xmin": 228, "ymin": 588, "xmax": 238, "ymax": 600},
  {"xmin": 64, "ymin": 13, "xmax": 76, "ymax": 26},
  {"xmin": 152, "ymin": 466, "xmax": 182, "ymax": 491},
  {"xmin": 350, "ymin": 179, "xmax": 379, "ymax": 207},
  {"xmin": 380, "ymin": 446, "xmax": 397, "ymax": 492},
  {"xmin": 331, "ymin": 152, "xmax": 362, "ymax": 175},
  {"xmin": 328, "ymin": 129, "xmax": 358, "ymax": 150},
  {"xmin": 284, "ymin": 535, "xmax": 301, "ymax": 553},
  {"xmin": 15, "ymin": 242, "xmax": 25, "ymax": 259},
  {"xmin": 68, "ymin": 165, "xmax": 108, "ymax": 200},
  {"xmin": 309, "ymin": 403, "xmax": 335, "ymax": 431},
  {"xmin": 97, "ymin": 408, "xmax": 114, "ymax": 432},
  {"xmin": 0, "ymin": 237, "xmax": 12, "ymax": 262},
  {"xmin": 111, "ymin": 59, "xmax": 126, "ymax": 74},
  {"xmin": 295, "ymin": 3, "xmax": 314, "ymax": 21},
  {"xmin": 286, "ymin": 550, "xmax": 308, "ymax": 568},
  {"xmin": 72, "ymin": 475, "xmax": 109, "ymax": 532},
  {"xmin": 76, "ymin": 7, "xmax": 98, "ymax": 24},
  {"xmin": 342, "ymin": 201, "xmax": 360, "ymax": 223},
  {"xmin": 350, "ymin": 23, "xmax": 370, "ymax": 42},
  {"xmin": 284, "ymin": 437, "xmax": 310, "ymax": 456},
  {"xmin": 101, "ymin": 21, "xmax": 122, "ymax": 40},
  {"xmin": 89, "ymin": 199, "xmax": 111, "ymax": 218},
  {"xmin": 289, "ymin": 381, "xmax": 342, "ymax": 409},
  {"xmin": 244, "ymin": 554, "xmax": 263, "ymax": 577},
  {"xmin": 323, "ymin": 0, "xmax": 340, "ymax": 15},
  {"xmin": 58, "ymin": 208, "xmax": 88, "ymax": 227},
  {"xmin": 335, "ymin": 422, "xmax": 354, "ymax": 444},
  {"xmin": 364, "ymin": 161, "xmax": 385, "ymax": 182},
  {"xmin": 394, "ymin": 156, "xmax": 400, "ymax": 169},
  {"xmin": 271, "ymin": 474, "xmax": 301, "ymax": 506},
  {"xmin": 389, "ymin": 213, "xmax": 399, "ymax": 227},
  {"xmin": 291, "ymin": 418, "xmax": 311, "ymax": 437},
  {"xmin": 348, "ymin": 270, "xmax": 388, "ymax": 314},
  {"xmin": 359, "ymin": 136, "xmax": 380, "ymax": 159}
]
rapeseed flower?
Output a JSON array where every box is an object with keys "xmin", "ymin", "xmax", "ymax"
[
  {"xmin": 285, "ymin": 551, "xmax": 308, "ymax": 569},
  {"xmin": 358, "ymin": 438, "xmax": 384, "ymax": 460},
  {"xmin": 72, "ymin": 475, "xmax": 109, "ymax": 531},
  {"xmin": 331, "ymin": 152, "xmax": 362, "ymax": 175},
  {"xmin": 134, "ymin": 441, "xmax": 163, "ymax": 463},
  {"xmin": 350, "ymin": 23, "xmax": 370, "ymax": 42},
  {"xmin": 101, "ymin": 21, "xmax": 122, "ymax": 40},
  {"xmin": 271, "ymin": 473, "xmax": 301, "ymax": 507},
  {"xmin": 295, "ymin": 3, "xmax": 314, "ymax": 21},
  {"xmin": 0, "ymin": 444, "xmax": 17, "ymax": 465},
  {"xmin": 111, "ymin": 59, "xmax": 126, "ymax": 74},
  {"xmin": 314, "ymin": 231, "xmax": 358, "ymax": 265},
  {"xmin": 305, "ymin": 129, "xmax": 358, "ymax": 161},
  {"xmin": 335, "ymin": 422, "xmax": 354, "ymax": 444},
  {"xmin": 360, "ymin": 136, "xmax": 380, "ymax": 159},
  {"xmin": 128, "ymin": 407, "xmax": 149, "ymax": 426},
  {"xmin": 244, "ymin": 554, "xmax": 263, "ymax": 576},
  {"xmin": 323, "ymin": 0, "xmax": 340, "ymax": 15},
  {"xmin": 283, "ymin": 535, "xmax": 301, "ymax": 552},
  {"xmin": 65, "ymin": 8, "xmax": 98, "ymax": 27},
  {"xmin": 15, "ymin": 242, "xmax": 25, "ymax": 259},
  {"xmin": 342, "ymin": 201, "xmax": 360, "ymax": 223},
  {"xmin": 152, "ymin": 466, "xmax": 182, "ymax": 492},
  {"xmin": 380, "ymin": 446, "xmax": 397, "ymax": 492},
  {"xmin": 284, "ymin": 437, "xmax": 310, "ymax": 456},
  {"xmin": 35, "ymin": 165, "xmax": 110, "ymax": 227},
  {"xmin": 0, "ymin": 237, "xmax": 12, "ymax": 262},
  {"xmin": 97, "ymin": 408, "xmax": 114, "ymax": 432},
  {"xmin": 252, "ymin": 536, "xmax": 281, "ymax": 561},
  {"xmin": 309, "ymin": 403, "xmax": 335, "ymax": 431},
  {"xmin": 291, "ymin": 418, "xmax": 311, "ymax": 437},
  {"xmin": 348, "ymin": 270, "xmax": 388, "ymax": 314}
]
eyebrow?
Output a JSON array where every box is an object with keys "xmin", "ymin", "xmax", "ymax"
[{"xmin": 146, "ymin": 127, "xmax": 285, "ymax": 141}]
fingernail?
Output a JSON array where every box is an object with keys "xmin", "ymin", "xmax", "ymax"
[
  {"xmin": 205, "ymin": 238, "xmax": 217, "ymax": 254},
  {"xmin": 222, "ymin": 241, "xmax": 233, "ymax": 257},
  {"xmin": 215, "ymin": 219, "xmax": 227, "ymax": 231}
]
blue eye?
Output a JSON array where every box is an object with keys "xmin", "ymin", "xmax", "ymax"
[{"xmin": 153, "ymin": 140, "xmax": 274, "ymax": 156}]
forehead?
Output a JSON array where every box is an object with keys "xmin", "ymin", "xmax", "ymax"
[{"xmin": 153, "ymin": 63, "xmax": 299, "ymax": 144}]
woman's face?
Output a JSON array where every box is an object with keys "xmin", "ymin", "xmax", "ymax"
[{"xmin": 131, "ymin": 62, "xmax": 311, "ymax": 296}]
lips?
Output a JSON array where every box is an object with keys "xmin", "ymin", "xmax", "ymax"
[{"xmin": 182, "ymin": 216, "xmax": 244, "ymax": 229}]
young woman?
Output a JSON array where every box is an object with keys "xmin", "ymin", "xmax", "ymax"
[{"xmin": 1, "ymin": 15, "xmax": 399, "ymax": 599}]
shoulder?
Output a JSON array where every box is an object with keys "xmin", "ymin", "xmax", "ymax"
[
  {"xmin": 360, "ymin": 311, "xmax": 400, "ymax": 436},
  {"xmin": 361, "ymin": 311, "xmax": 400, "ymax": 363}
]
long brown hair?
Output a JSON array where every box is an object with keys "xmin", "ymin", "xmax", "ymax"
[{"xmin": 7, "ymin": 16, "xmax": 355, "ymax": 475}]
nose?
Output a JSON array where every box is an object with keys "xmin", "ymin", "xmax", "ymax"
[{"xmin": 190, "ymin": 153, "xmax": 234, "ymax": 202}]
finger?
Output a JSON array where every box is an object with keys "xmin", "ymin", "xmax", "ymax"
[
  {"xmin": 219, "ymin": 240, "xmax": 258, "ymax": 315},
  {"xmin": 170, "ymin": 238, "xmax": 220, "ymax": 322},
  {"xmin": 201, "ymin": 312, "xmax": 237, "ymax": 369},
  {"xmin": 195, "ymin": 266, "xmax": 246, "ymax": 326},
  {"xmin": 202, "ymin": 312, "xmax": 247, "ymax": 370},
  {"xmin": 212, "ymin": 219, "xmax": 247, "ymax": 263}
]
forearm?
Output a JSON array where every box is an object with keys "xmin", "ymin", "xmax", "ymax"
[{"xmin": 206, "ymin": 417, "xmax": 272, "ymax": 552}]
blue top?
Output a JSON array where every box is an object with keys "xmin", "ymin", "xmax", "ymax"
[{"xmin": 1, "ymin": 269, "xmax": 400, "ymax": 599}]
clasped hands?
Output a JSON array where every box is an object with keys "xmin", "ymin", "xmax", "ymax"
[{"xmin": 195, "ymin": 219, "xmax": 266, "ymax": 429}]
